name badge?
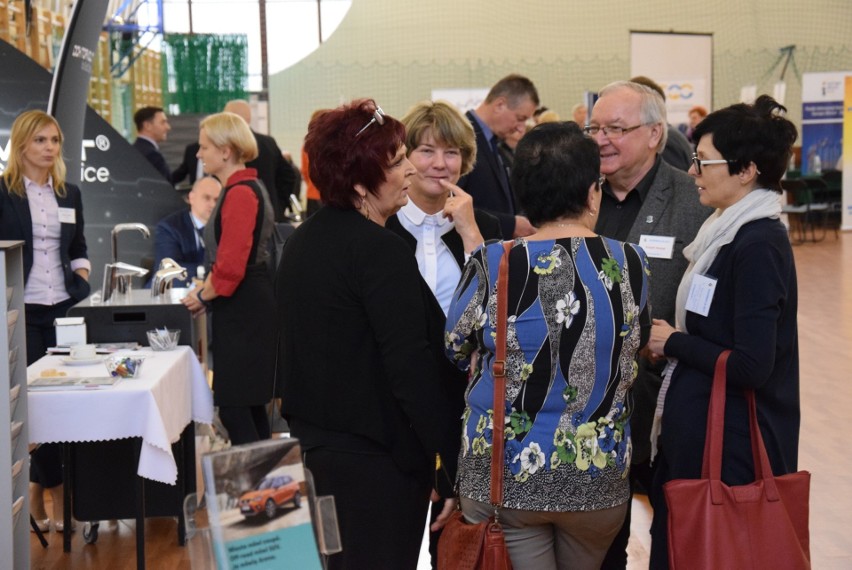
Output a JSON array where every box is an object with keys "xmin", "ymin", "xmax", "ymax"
[
  {"xmin": 686, "ymin": 274, "xmax": 717, "ymax": 317},
  {"xmin": 638, "ymin": 235, "xmax": 675, "ymax": 259},
  {"xmin": 57, "ymin": 207, "xmax": 76, "ymax": 224}
]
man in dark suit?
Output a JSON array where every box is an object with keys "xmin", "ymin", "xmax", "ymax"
[
  {"xmin": 224, "ymin": 100, "xmax": 298, "ymax": 222},
  {"xmin": 457, "ymin": 74, "xmax": 539, "ymax": 238},
  {"xmin": 151, "ymin": 176, "xmax": 221, "ymax": 286},
  {"xmin": 588, "ymin": 80, "xmax": 712, "ymax": 569},
  {"xmin": 170, "ymin": 141, "xmax": 202, "ymax": 187},
  {"xmin": 132, "ymin": 106, "xmax": 172, "ymax": 179}
]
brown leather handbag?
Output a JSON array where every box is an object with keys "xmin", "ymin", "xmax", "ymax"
[
  {"xmin": 664, "ymin": 350, "xmax": 811, "ymax": 569},
  {"xmin": 438, "ymin": 241, "xmax": 513, "ymax": 570}
]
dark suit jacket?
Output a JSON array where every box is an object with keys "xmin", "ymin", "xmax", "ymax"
[
  {"xmin": 662, "ymin": 125, "xmax": 694, "ymax": 172},
  {"xmin": 152, "ymin": 208, "xmax": 204, "ymax": 286},
  {"xmin": 276, "ymin": 206, "xmax": 460, "ymax": 496},
  {"xmin": 598, "ymin": 158, "xmax": 712, "ymax": 463},
  {"xmin": 0, "ymin": 180, "xmax": 91, "ymax": 302},
  {"xmin": 171, "ymin": 142, "xmax": 201, "ymax": 186},
  {"xmin": 457, "ymin": 110, "xmax": 517, "ymax": 237},
  {"xmin": 248, "ymin": 131, "xmax": 297, "ymax": 223},
  {"xmin": 385, "ymin": 208, "xmax": 503, "ymax": 422},
  {"xmin": 132, "ymin": 137, "xmax": 171, "ymax": 180}
]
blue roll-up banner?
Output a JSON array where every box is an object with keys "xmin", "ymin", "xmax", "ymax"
[{"xmin": 0, "ymin": 12, "xmax": 183, "ymax": 286}]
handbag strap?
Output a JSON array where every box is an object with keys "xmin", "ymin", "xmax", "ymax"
[
  {"xmin": 703, "ymin": 349, "xmax": 782, "ymax": 503},
  {"xmin": 490, "ymin": 241, "xmax": 512, "ymax": 509}
]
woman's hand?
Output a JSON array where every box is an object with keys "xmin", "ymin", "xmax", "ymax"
[
  {"xmin": 440, "ymin": 181, "xmax": 484, "ymax": 253},
  {"xmin": 74, "ymin": 268, "xmax": 89, "ymax": 282},
  {"xmin": 649, "ymin": 318, "xmax": 678, "ymax": 358},
  {"xmin": 182, "ymin": 279, "xmax": 216, "ymax": 318},
  {"xmin": 181, "ymin": 288, "xmax": 207, "ymax": 318},
  {"xmin": 429, "ymin": 490, "xmax": 458, "ymax": 532}
]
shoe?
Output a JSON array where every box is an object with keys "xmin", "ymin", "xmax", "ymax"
[
  {"xmin": 31, "ymin": 518, "xmax": 50, "ymax": 533},
  {"xmin": 55, "ymin": 520, "xmax": 76, "ymax": 533}
]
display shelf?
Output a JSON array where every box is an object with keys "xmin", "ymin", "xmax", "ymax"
[{"xmin": 1, "ymin": 240, "xmax": 29, "ymax": 570}]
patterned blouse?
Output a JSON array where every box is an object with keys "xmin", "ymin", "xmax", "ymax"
[{"xmin": 445, "ymin": 237, "xmax": 651, "ymax": 512}]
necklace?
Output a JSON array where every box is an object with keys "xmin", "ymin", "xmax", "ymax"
[{"xmin": 541, "ymin": 222, "xmax": 589, "ymax": 231}]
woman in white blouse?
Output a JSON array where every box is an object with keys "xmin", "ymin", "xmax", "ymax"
[{"xmin": 0, "ymin": 110, "xmax": 91, "ymax": 533}]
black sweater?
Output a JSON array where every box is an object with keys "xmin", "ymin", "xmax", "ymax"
[{"xmin": 276, "ymin": 206, "xmax": 461, "ymax": 496}]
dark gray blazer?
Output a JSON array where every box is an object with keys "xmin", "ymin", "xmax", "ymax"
[
  {"xmin": 624, "ymin": 159, "xmax": 712, "ymax": 324},
  {"xmin": 617, "ymin": 159, "xmax": 712, "ymax": 463}
]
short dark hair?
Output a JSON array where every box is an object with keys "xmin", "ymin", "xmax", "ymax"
[
  {"xmin": 512, "ymin": 122, "xmax": 600, "ymax": 226},
  {"xmin": 304, "ymin": 99, "xmax": 406, "ymax": 209},
  {"xmin": 485, "ymin": 74, "xmax": 540, "ymax": 108},
  {"xmin": 693, "ymin": 95, "xmax": 798, "ymax": 192},
  {"xmin": 630, "ymin": 75, "xmax": 665, "ymax": 101},
  {"xmin": 134, "ymin": 106, "xmax": 164, "ymax": 131}
]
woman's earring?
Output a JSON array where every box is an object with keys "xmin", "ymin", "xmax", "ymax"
[{"xmin": 360, "ymin": 198, "xmax": 370, "ymax": 220}]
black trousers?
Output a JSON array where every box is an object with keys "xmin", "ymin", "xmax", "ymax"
[
  {"xmin": 217, "ymin": 405, "xmax": 271, "ymax": 446},
  {"xmin": 25, "ymin": 299, "xmax": 77, "ymax": 488},
  {"xmin": 304, "ymin": 447, "xmax": 431, "ymax": 570}
]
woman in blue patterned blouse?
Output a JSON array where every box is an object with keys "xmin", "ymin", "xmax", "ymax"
[{"xmin": 445, "ymin": 121, "xmax": 651, "ymax": 569}]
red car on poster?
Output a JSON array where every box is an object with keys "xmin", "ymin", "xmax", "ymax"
[{"xmin": 239, "ymin": 473, "xmax": 302, "ymax": 519}]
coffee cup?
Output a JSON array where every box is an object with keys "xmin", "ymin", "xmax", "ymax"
[{"xmin": 70, "ymin": 344, "xmax": 97, "ymax": 360}]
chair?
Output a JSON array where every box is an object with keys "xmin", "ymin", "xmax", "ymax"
[
  {"xmin": 781, "ymin": 179, "xmax": 828, "ymax": 243},
  {"xmin": 803, "ymin": 177, "xmax": 835, "ymax": 239},
  {"xmin": 820, "ymin": 170, "xmax": 843, "ymax": 234}
]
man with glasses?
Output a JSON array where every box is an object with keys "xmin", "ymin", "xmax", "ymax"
[
  {"xmin": 586, "ymin": 80, "xmax": 712, "ymax": 569},
  {"xmin": 457, "ymin": 74, "xmax": 539, "ymax": 238}
]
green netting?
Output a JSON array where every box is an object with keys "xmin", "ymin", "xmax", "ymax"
[{"xmin": 162, "ymin": 33, "xmax": 248, "ymax": 114}]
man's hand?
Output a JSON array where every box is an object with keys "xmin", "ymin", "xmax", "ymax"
[{"xmin": 513, "ymin": 215, "xmax": 536, "ymax": 237}]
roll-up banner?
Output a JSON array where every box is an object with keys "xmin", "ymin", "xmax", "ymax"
[{"xmin": 47, "ymin": 0, "xmax": 110, "ymax": 188}]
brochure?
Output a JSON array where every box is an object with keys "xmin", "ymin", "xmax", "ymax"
[
  {"xmin": 28, "ymin": 375, "xmax": 118, "ymax": 391},
  {"xmin": 202, "ymin": 438, "xmax": 323, "ymax": 570}
]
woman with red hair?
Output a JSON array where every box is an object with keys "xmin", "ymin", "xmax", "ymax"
[{"xmin": 276, "ymin": 99, "xmax": 461, "ymax": 569}]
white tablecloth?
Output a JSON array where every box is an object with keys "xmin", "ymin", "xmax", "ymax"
[{"xmin": 27, "ymin": 346, "xmax": 214, "ymax": 485}]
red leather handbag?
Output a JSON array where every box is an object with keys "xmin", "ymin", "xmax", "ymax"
[
  {"xmin": 438, "ymin": 242, "xmax": 513, "ymax": 570},
  {"xmin": 663, "ymin": 351, "xmax": 811, "ymax": 569}
]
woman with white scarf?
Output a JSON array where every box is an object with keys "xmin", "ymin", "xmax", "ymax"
[{"xmin": 645, "ymin": 95, "xmax": 800, "ymax": 570}]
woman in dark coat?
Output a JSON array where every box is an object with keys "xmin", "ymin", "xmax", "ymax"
[
  {"xmin": 276, "ymin": 99, "xmax": 461, "ymax": 569},
  {"xmin": 647, "ymin": 96, "xmax": 800, "ymax": 569}
]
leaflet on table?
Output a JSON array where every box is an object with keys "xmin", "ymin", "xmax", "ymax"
[
  {"xmin": 28, "ymin": 376, "xmax": 119, "ymax": 390},
  {"xmin": 47, "ymin": 342, "xmax": 141, "ymax": 354},
  {"xmin": 202, "ymin": 437, "xmax": 324, "ymax": 570}
]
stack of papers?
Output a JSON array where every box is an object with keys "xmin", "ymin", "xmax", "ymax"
[
  {"xmin": 47, "ymin": 342, "xmax": 140, "ymax": 354},
  {"xmin": 28, "ymin": 376, "xmax": 119, "ymax": 391}
]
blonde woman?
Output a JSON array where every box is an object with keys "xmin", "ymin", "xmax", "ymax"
[
  {"xmin": 182, "ymin": 112, "xmax": 276, "ymax": 444},
  {"xmin": 0, "ymin": 110, "xmax": 91, "ymax": 532}
]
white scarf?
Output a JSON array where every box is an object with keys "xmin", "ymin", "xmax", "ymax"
[{"xmin": 649, "ymin": 189, "xmax": 781, "ymax": 461}]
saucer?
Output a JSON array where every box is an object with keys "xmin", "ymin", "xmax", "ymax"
[{"xmin": 61, "ymin": 356, "xmax": 104, "ymax": 366}]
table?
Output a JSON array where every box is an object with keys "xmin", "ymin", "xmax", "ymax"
[{"xmin": 27, "ymin": 346, "xmax": 213, "ymax": 567}]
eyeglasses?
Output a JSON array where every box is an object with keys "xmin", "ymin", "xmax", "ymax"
[
  {"xmin": 691, "ymin": 153, "xmax": 731, "ymax": 175},
  {"xmin": 583, "ymin": 124, "xmax": 645, "ymax": 139},
  {"xmin": 355, "ymin": 105, "xmax": 386, "ymax": 137}
]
